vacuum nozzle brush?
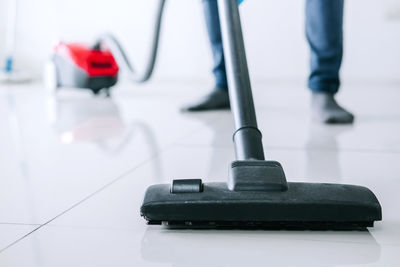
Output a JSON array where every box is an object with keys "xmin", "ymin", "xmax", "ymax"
[{"xmin": 140, "ymin": 180, "xmax": 381, "ymax": 230}]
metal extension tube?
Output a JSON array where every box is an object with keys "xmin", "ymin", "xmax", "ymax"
[{"xmin": 218, "ymin": 0, "xmax": 264, "ymax": 161}]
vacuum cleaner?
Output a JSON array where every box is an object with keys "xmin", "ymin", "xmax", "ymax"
[
  {"xmin": 140, "ymin": 0, "xmax": 382, "ymax": 230},
  {"xmin": 44, "ymin": 0, "xmax": 166, "ymax": 96},
  {"xmin": 44, "ymin": 0, "xmax": 245, "ymax": 95}
]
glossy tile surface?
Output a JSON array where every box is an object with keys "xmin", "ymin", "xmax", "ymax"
[
  {"xmin": 0, "ymin": 80, "xmax": 399, "ymax": 266},
  {"xmin": 0, "ymin": 83, "xmax": 218, "ymax": 224}
]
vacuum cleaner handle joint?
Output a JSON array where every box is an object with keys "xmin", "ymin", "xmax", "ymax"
[{"xmin": 228, "ymin": 160, "xmax": 288, "ymax": 191}]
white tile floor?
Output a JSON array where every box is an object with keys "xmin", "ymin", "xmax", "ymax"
[{"xmin": 0, "ymin": 80, "xmax": 399, "ymax": 266}]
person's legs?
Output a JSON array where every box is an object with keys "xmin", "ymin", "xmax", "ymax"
[
  {"xmin": 182, "ymin": 0, "xmax": 230, "ymax": 112},
  {"xmin": 306, "ymin": 0, "xmax": 354, "ymax": 123},
  {"xmin": 204, "ymin": 0, "xmax": 228, "ymax": 91}
]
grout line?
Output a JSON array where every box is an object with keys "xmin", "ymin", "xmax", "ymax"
[
  {"xmin": 0, "ymin": 115, "xmax": 218, "ymax": 254},
  {"xmin": 0, "ymin": 152, "xmax": 161, "ymax": 254}
]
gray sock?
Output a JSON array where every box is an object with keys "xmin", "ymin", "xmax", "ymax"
[
  {"xmin": 311, "ymin": 92, "xmax": 354, "ymax": 124},
  {"xmin": 181, "ymin": 89, "xmax": 230, "ymax": 112}
]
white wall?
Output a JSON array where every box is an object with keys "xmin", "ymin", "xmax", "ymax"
[{"xmin": 1, "ymin": 0, "xmax": 399, "ymax": 83}]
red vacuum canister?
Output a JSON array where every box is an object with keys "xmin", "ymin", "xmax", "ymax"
[{"xmin": 49, "ymin": 42, "xmax": 119, "ymax": 95}]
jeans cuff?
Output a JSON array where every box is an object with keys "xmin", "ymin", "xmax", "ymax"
[
  {"xmin": 308, "ymin": 81, "xmax": 340, "ymax": 94},
  {"xmin": 215, "ymin": 83, "xmax": 228, "ymax": 91}
]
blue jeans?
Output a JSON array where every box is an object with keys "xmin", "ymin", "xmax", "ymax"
[{"xmin": 202, "ymin": 0, "xmax": 344, "ymax": 94}]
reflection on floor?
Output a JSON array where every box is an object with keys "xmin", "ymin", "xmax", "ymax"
[{"xmin": 0, "ymin": 80, "xmax": 399, "ymax": 266}]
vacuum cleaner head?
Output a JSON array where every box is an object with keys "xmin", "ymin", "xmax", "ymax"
[
  {"xmin": 141, "ymin": 160, "xmax": 381, "ymax": 230},
  {"xmin": 49, "ymin": 42, "xmax": 119, "ymax": 95},
  {"xmin": 141, "ymin": 179, "xmax": 381, "ymax": 230}
]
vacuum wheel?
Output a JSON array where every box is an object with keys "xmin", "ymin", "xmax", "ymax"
[{"xmin": 43, "ymin": 59, "xmax": 60, "ymax": 95}]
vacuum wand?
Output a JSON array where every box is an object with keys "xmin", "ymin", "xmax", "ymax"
[
  {"xmin": 218, "ymin": 0, "xmax": 264, "ymax": 161},
  {"xmin": 217, "ymin": 0, "xmax": 287, "ymax": 191}
]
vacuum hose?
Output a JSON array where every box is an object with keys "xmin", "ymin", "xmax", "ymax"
[{"xmin": 92, "ymin": 0, "xmax": 166, "ymax": 83}]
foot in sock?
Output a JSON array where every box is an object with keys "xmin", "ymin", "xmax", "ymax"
[
  {"xmin": 181, "ymin": 89, "xmax": 230, "ymax": 112},
  {"xmin": 311, "ymin": 92, "xmax": 354, "ymax": 124}
]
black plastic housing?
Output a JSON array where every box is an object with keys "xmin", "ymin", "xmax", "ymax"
[
  {"xmin": 141, "ymin": 182, "xmax": 382, "ymax": 230},
  {"xmin": 228, "ymin": 160, "xmax": 288, "ymax": 191}
]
